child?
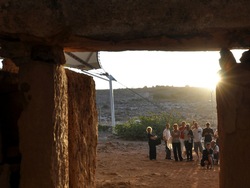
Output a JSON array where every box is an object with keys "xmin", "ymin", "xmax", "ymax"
[{"xmin": 200, "ymin": 142, "xmax": 213, "ymax": 169}]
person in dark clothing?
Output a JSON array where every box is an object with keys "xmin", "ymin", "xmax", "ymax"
[
  {"xmin": 201, "ymin": 143, "xmax": 214, "ymax": 169},
  {"xmin": 202, "ymin": 122, "xmax": 214, "ymax": 147},
  {"xmin": 183, "ymin": 124, "xmax": 194, "ymax": 161},
  {"xmin": 146, "ymin": 126, "xmax": 157, "ymax": 160}
]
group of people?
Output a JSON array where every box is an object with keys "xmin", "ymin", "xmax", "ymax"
[{"xmin": 146, "ymin": 121, "xmax": 219, "ymax": 168}]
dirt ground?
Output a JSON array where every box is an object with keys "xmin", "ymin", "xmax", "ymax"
[{"xmin": 96, "ymin": 133, "xmax": 219, "ymax": 188}]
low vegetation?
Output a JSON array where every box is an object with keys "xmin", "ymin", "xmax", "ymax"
[{"xmin": 113, "ymin": 112, "xmax": 181, "ymax": 140}]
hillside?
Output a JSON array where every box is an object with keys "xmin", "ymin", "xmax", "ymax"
[{"xmin": 96, "ymin": 86, "xmax": 217, "ymax": 127}]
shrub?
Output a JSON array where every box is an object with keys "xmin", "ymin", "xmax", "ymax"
[
  {"xmin": 98, "ymin": 125, "xmax": 112, "ymax": 132},
  {"xmin": 114, "ymin": 112, "xmax": 182, "ymax": 140}
]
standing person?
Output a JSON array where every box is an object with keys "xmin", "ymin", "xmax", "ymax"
[
  {"xmin": 179, "ymin": 121, "xmax": 186, "ymax": 158},
  {"xmin": 146, "ymin": 126, "xmax": 157, "ymax": 160},
  {"xmin": 200, "ymin": 143, "xmax": 214, "ymax": 169},
  {"xmin": 183, "ymin": 124, "xmax": 194, "ymax": 161},
  {"xmin": 214, "ymin": 129, "xmax": 219, "ymax": 147},
  {"xmin": 202, "ymin": 122, "xmax": 214, "ymax": 147},
  {"xmin": 211, "ymin": 140, "xmax": 219, "ymax": 165},
  {"xmin": 163, "ymin": 123, "xmax": 172, "ymax": 160},
  {"xmin": 191, "ymin": 120, "xmax": 196, "ymax": 129},
  {"xmin": 171, "ymin": 123, "xmax": 183, "ymax": 162},
  {"xmin": 192, "ymin": 122, "xmax": 203, "ymax": 160}
]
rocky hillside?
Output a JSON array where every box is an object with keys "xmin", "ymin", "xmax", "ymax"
[{"xmin": 96, "ymin": 86, "xmax": 217, "ymax": 127}]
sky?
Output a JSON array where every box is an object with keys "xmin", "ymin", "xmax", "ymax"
[
  {"xmin": 89, "ymin": 50, "xmax": 246, "ymax": 90},
  {"xmin": 0, "ymin": 49, "xmax": 246, "ymax": 90}
]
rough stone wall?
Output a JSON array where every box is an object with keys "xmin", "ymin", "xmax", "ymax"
[
  {"xmin": 1, "ymin": 61, "xmax": 98, "ymax": 187},
  {"xmin": 217, "ymin": 64, "xmax": 250, "ymax": 188},
  {"xmin": 2, "ymin": 59, "xmax": 19, "ymax": 74},
  {"xmin": 18, "ymin": 62, "xmax": 69, "ymax": 188},
  {"xmin": 1, "ymin": 1, "xmax": 250, "ymax": 50},
  {"xmin": 52, "ymin": 65, "xmax": 69, "ymax": 187},
  {"xmin": 66, "ymin": 69, "xmax": 97, "ymax": 188}
]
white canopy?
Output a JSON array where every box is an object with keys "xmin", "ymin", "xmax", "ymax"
[{"xmin": 64, "ymin": 52, "xmax": 102, "ymax": 71}]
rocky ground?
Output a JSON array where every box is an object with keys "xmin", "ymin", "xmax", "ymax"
[
  {"xmin": 96, "ymin": 132, "xmax": 219, "ymax": 188},
  {"xmin": 96, "ymin": 86, "xmax": 217, "ymax": 127}
]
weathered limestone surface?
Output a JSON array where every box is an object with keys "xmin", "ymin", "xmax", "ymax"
[
  {"xmin": 0, "ymin": 57, "xmax": 98, "ymax": 187},
  {"xmin": 18, "ymin": 62, "xmax": 69, "ymax": 188},
  {"xmin": 66, "ymin": 69, "xmax": 97, "ymax": 188},
  {"xmin": 52, "ymin": 65, "xmax": 69, "ymax": 187},
  {"xmin": 217, "ymin": 65, "xmax": 250, "ymax": 188},
  {"xmin": 0, "ymin": 1, "xmax": 250, "ymax": 50},
  {"xmin": 2, "ymin": 59, "xmax": 19, "ymax": 73}
]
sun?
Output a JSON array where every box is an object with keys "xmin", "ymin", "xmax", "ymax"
[{"xmin": 202, "ymin": 72, "xmax": 221, "ymax": 90}]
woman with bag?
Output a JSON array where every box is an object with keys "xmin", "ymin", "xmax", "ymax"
[{"xmin": 146, "ymin": 126, "xmax": 158, "ymax": 160}]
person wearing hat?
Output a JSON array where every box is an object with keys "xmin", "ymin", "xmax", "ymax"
[
  {"xmin": 202, "ymin": 122, "xmax": 214, "ymax": 148},
  {"xmin": 146, "ymin": 126, "xmax": 158, "ymax": 160}
]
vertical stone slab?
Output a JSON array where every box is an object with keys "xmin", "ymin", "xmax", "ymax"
[
  {"xmin": 18, "ymin": 61, "xmax": 69, "ymax": 188},
  {"xmin": 217, "ymin": 67, "xmax": 250, "ymax": 188},
  {"xmin": 52, "ymin": 65, "xmax": 69, "ymax": 187},
  {"xmin": 66, "ymin": 70, "xmax": 97, "ymax": 188}
]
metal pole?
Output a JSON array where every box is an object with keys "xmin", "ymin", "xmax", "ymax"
[{"xmin": 109, "ymin": 74, "xmax": 116, "ymax": 127}]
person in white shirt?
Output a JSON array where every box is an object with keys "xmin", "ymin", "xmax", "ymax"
[
  {"xmin": 211, "ymin": 140, "xmax": 219, "ymax": 165},
  {"xmin": 163, "ymin": 123, "xmax": 172, "ymax": 159},
  {"xmin": 192, "ymin": 122, "xmax": 203, "ymax": 160}
]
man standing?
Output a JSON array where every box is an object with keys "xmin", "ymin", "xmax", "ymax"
[
  {"xmin": 163, "ymin": 123, "xmax": 172, "ymax": 159},
  {"xmin": 202, "ymin": 122, "xmax": 214, "ymax": 147},
  {"xmin": 192, "ymin": 122, "xmax": 203, "ymax": 160}
]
